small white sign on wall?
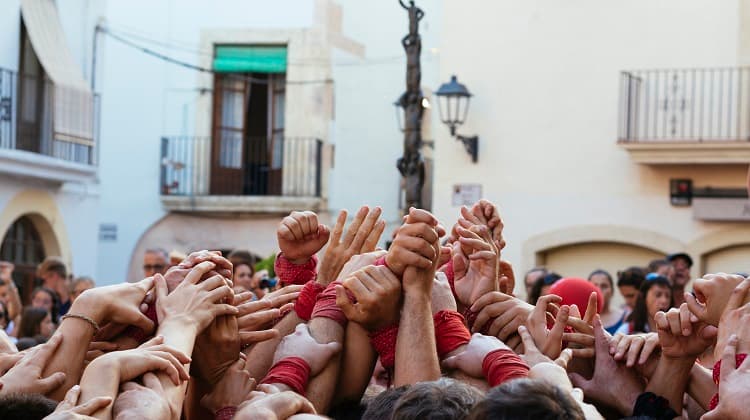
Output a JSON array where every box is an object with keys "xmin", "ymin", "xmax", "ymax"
[{"xmin": 452, "ymin": 184, "xmax": 482, "ymax": 207}]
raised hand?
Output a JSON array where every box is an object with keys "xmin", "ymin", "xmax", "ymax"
[
  {"xmin": 686, "ymin": 273, "xmax": 747, "ymax": 326},
  {"xmin": 442, "ymin": 333, "xmax": 509, "ymax": 378},
  {"xmin": 569, "ymin": 316, "xmax": 644, "ymax": 417},
  {"xmin": 273, "ymin": 324, "xmax": 341, "ymax": 376},
  {"xmin": 452, "ymin": 225, "xmax": 498, "ymax": 308},
  {"xmin": 45, "ymin": 385, "xmax": 112, "ymax": 420},
  {"xmin": 318, "ymin": 206, "xmax": 385, "ymax": 285},
  {"xmin": 200, "ymin": 358, "xmax": 256, "ymax": 414},
  {"xmin": 713, "ymin": 279, "xmax": 750, "ymax": 363},
  {"xmin": 526, "ymin": 295, "xmax": 568, "ymax": 359},
  {"xmin": 703, "ymin": 335, "xmax": 750, "ymax": 420},
  {"xmin": 654, "ymin": 303, "xmax": 717, "ymax": 359},
  {"xmin": 278, "ymin": 211, "xmax": 331, "ymax": 263},
  {"xmin": 336, "ymin": 265, "xmax": 402, "ymax": 331},
  {"xmin": 75, "ymin": 277, "xmax": 156, "ymax": 333},
  {"xmin": 154, "ymin": 264, "xmax": 238, "ymax": 333},
  {"xmin": 469, "ymin": 199, "xmax": 506, "ymax": 252},
  {"xmin": 517, "ymin": 325, "xmax": 572, "ymax": 369},
  {"xmin": 0, "ymin": 333, "xmax": 66, "ymax": 395},
  {"xmin": 386, "ymin": 208, "xmax": 439, "ymax": 276},
  {"xmin": 470, "ymin": 292, "xmax": 534, "ymax": 340},
  {"xmin": 609, "ymin": 332, "xmax": 660, "ymax": 368}
]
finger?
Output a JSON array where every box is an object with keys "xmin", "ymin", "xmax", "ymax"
[
  {"xmin": 667, "ymin": 310, "xmax": 682, "ymax": 337},
  {"xmin": 135, "ymin": 276, "xmax": 155, "ymax": 294},
  {"xmin": 654, "ymin": 311, "xmax": 669, "ymax": 332},
  {"xmin": 185, "ymin": 261, "xmax": 216, "ymax": 285},
  {"xmin": 342, "ymin": 206, "xmax": 370, "ymax": 247},
  {"xmin": 126, "ymin": 307, "xmax": 157, "ymax": 333},
  {"xmin": 471, "ymin": 292, "xmax": 511, "ymax": 313},
  {"xmin": 58, "ymin": 384, "xmax": 81, "ymax": 411},
  {"xmin": 240, "ymin": 330, "xmax": 279, "ymax": 347},
  {"xmin": 140, "ymin": 335, "xmax": 165, "ymax": 348},
  {"xmin": 625, "ymin": 337, "xmax": 645, "ymax": 367},
  {"xmin": 362, "ymin": 220, "xmax": 386, "ymax": 253},
  {"xmin": 468, "ymin": 251, "xmax": 497, "ymax": 261},
  {"xmin": 609, "ymin": 333, "xmax": 623, "ymax": 355},
  {"xmin": 639, "ymin": 336, "xmax": 659, "ymax": 365},
  {"xmin": 679, "ymin": 303, "xmax": 692, "ymax": 336},
  {"xmin": 570, "ymin": 348, "xmax": 596, "ymax": 358},
  {"xmin": 329, "ymin": 210, "xmax": 348, "ymax": 244},
  {"xmin": 351, "ymin": 206, "xmax": 382, "ymax": 251},
  {"xmin": 614, "ymin": 335, "xmax": 631, "ymax": 360},
  {"xmin": 549, "ymin": 305, "xmax": 570, "ymax": 348},
  {"xmin": 583, "ymin": 292, "xmax": 598, "ymax": 324},
  {"xmin": 562, "ymin": 332, "xmax": 595, "ymax": 348},
  {"xmin": 556, "ymin": 348, "xmax": 573, "ymax": 370},
  {"xmin": 283, "ymin": 216, "xmax": 305, "ymax": 240},
  {"xmin": 212, "ymin": 303, "xmax": 240, "ymax": 317},
  {"xmin": 726, "ymin": 278, "xmax": 750, "ymax": 311},
  {"xmin": 441, "ymin": 354, "xmax": 461, "ymax": 370},
  {"xmin": 37, "ymin": 371, "xmax": 67, "ymax": 394},
  {"xmin": 335, "ymin": 285, "xmax": 359, "ymax": 321},
  {"xmin": 592, "ymin": 315, "xmax": 609, "ymax": 354},
  {"xmin": 146, "ymin": 344, "xmax": 192, "ymax": 364},
  {"xmin": 239, "ymin": 308, "xmax": 281, "ymax": 330},
  {"xmin": 207, "ymin": 285, "xmax": 234, "ymax": 303},
  {"xmin": 685, "ymin": 292, "xmax": 707, "ymax": 322},
  {"xmin": 238, "ymin": 300, "xmax": 272, "ymax": 316},
  {"xmin": 155, "ymin": 273, "xmax": 169, "ymax": 307},
  {"xmin": 720, "ymin": 335, "xmax": 739, "ymax": 382},
  {"xmin": 234, "ymin": 291, "xmax": 256, "ymax": 306},
  {"xmin": 72, "ymin": 396, "xmax": 113, "ymax": 415},
  {"xmin": 517, "ymin": 325, "xmax": 539, "ymax": 353},
  {"xmin": 458, "ymin": 237, "xmax": 492, "ymax": 252}
]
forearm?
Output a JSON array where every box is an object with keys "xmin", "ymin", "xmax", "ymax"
[
  {"xmin": 333, "ymin": 322, "xmax": 377, "ymax": 406},
  {"xmin": 305, "ymin": 316, "xmax": 344, "ymax": 413},
  {"xmin": 245, "ymin": 311, "xmax": 303, "ymax": 380},
  {"xmin": 155, "ymin": 319, "xmax": 199, "ymax": 419},
  {"xmin": 43, "ymin": 309, "xmax": 98, "ymax": 399},
  {"xmin": 78, "ymin": 359, "xmax": 121, "ymax": 420},
  {"xmin": 647, "ymin": 356, "xmax": 693, "ymax": 412},
  {"xmin": 395, "ymin": 291, "xmax": 440, "ymax": 386},
  {"xmin": 687, "ymin": 363, "xmax": 715, "ymax": 411}
]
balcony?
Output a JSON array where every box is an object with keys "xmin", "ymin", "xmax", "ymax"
[
  {"xmin": 0, "ymin": 68, "xmax": 99, "ymax": 183},
  {"xmin": 160, "ymin": 136, "xmax": 324, "ymax": 214},
  {"xmin": 618, "ymin": 67, "xmax": 750, "ymax": 164}
]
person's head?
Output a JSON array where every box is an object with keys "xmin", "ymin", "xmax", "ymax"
[
  {"xmin": 617, "ymin": 266, "xmax": 646, "ymax": 310},
  {"xmin": 70, "ymin": 276, "xmax": 95, "ymax": 302},
  {"xmin": 18, "ymin": 306, "xmax": 54, "ymax": 339},
  {"xmin": 647, "ymin": 259, "xmax": 673, "ymax": 278},
  {"xmin": 30, "ymin": 287, "xmax": 58, "ymax": 319},
  {"xmin": 524, "ymin": 267, "xmax": 548, "ymax": 297},
  {"xmin": 528, "ymin": 272, "xmax": 561, "ymax": 304},
  {"xmin": 548, "ymin": 277, "xmax": 604, "ymax": 316},
  {"xmin": 588, "ymin": 269, "xmax": 614, "ymax": 309},
  {"xmin": 37, "ymin": 257, "xmax": 67, "ymax": 288},
  {"xmin": 0, "ymin": 300, "xmax": 9, "ymax": 330},
  {"xmin": 468, "ymin": 378, "xmax": 585, "ymax": 420},
  {"xmin": 252, "ymin": 269, "xmax": 272, "ymax": 299},
  {"xmin": 0, "ymin": 392, "xmax": 57, "ymax": 420},
  {"xmin": 362, "ymin": 385, "xmax": 409, "ymax": 420},
  {"xmin": 232, "ymin": 262, "xmax": 255, "ymax": 291},
  {"xmin": 628, "ymin": 274, "xmax": 673, "ymax": 333},
  {"xmin": 391, "ymin": 378, "xmax": 483, "ymax": 420},
  {"xmin": 143, "ymin": 248, "xmax": 169, "ymax": 278},
  {"xmin": 666, "ymin": 253, "xmax": 693, "ymax": 288}
]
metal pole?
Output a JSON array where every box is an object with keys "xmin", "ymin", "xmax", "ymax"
[{"xmin": 396, "ymin": 0, "xmax": 425, "ymax": 210}]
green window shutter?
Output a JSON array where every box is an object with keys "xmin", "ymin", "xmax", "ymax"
[{"xmin": 213, "ymin": 45, "xmax": 287, "ymax": 73}]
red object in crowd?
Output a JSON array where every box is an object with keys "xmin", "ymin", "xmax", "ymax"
[
  {"xmin": 260, "ymin": 356, "xmax": 311, "ymax": 396},
  {"xmin": 548, "ymin": 277, "xmax": 604, "ymax": 315},
  {"xmin": 482, "ymin": 349, "xmax": 529, "ymax": 387}
]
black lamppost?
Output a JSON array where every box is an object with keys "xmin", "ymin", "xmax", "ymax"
[
  {"xmin": 395, "ymin": 0, "xmax": 425, "ymax": 210},
  {"xmin": 435, "ymin": 75, "xmax": 478, "ymax": 163}
]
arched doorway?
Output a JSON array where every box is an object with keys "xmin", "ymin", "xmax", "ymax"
[{"xmin": 0, "ymin": 215, "xmax": 46, "ymax": 302}]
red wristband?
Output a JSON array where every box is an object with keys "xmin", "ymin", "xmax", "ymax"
[
  {"xmin": 482, "ymin": 348, "xmax": 529, "ymax": 387},
  {"xmin": 214, "ymin": 406, "xmax": 236, "ymax": 420},
  {"xmin": 121, "ymin": 302, "xmax": 158, "ymax": 343},
  {"xmin": 294, "ymin": 281, "xmax": 325, "ymax": 321},
  {"xmin": 275, "ymin": 253, "xmax": 318, "ymax": 286},
  {"xmin": 310, "ymin": 281, "xmax": 347, "ymax": 326},
  {"xmin": 709, "ymin": 353, "xmax": 748, "ymax": 410},
  {"xmin": 434, "ymin": 310, "xmax": 471, "ymax": 359},
  {"xmin": 369, "ymin": 323, "xmax": 399, "ymax": 370},
  {"xmin": 260, "ymin": 357, "xmax": 311, "ymax": 396}
]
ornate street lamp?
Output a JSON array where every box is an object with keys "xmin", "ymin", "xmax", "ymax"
[{"xmin": 435, "ymin": 75, "xmax": 479, "ymax": 163}]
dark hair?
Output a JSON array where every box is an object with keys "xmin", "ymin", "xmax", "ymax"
[
  {"xmin": 468, "ymin": 378, "xmax": 585, "ymax": 420},
  {"xmin": 528, "ymin": 272, "xmax": 562, "ymax": 304},
  {"xmin": 647, "ymin": 259, "xmax": 671, "ymax": 273},
  {"xmin": 0, "ymin": 393, "xmax": 57, "ymax": 420},
  {"xmin": 588, "ymin": 269, "xmax": 613, "ymax": 288},
  {"xmin": 228, "ymin": 250, "xmax": 257, "ymax": 276},
  {"xmin": 0, "ymin": 300, "xmax": 9, "ymax": 329},
  {"xmin": 391, "ymin": 378, "xmax": 482, "ymax": 420},
  {"xmin": 328, "ymin": 400, "xmax": 367, "ymax": 420},
  {"xmin": 524, "ymin": 267, "xmax": 548, "ymax": 281},
  {"xmin": 362, "ymin": 386, "xmax": 409, "ymax": 420},
  {"xmin": 16, "ymin": 336, "xmax": 43, "ymax": 351},
  {"xmin": 37, "ymin": 257, "xmax": 67, "ymax": 279},
  {"xmin": 617, "ymin": 266, "xmax": 646, "ymax": 289},
  {"xmin": 17, "ymin": 307, "xmax": 49, "ymax": 339},
  {"xmin": 30, "ymin": 287, "xmax": 60, "ymax": 323},
  {"xmin": 626, "ymin": 275, "xmax": 673, "ymax": 333}
]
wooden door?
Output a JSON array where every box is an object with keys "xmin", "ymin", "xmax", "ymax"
[{"xmin": 210, "ymin": 74, "xmax": 248, "ymax": 195}]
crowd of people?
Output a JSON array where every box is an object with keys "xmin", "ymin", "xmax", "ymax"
[{"xmin": 0, "ymin": 198, "xmax": 747, "ymax": 420}]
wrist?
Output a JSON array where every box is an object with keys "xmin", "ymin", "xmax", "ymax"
[
  {"xmin": 159, "ymin": 317, "xmax": 199, "ymax": 337},
  {"xmin": 403, "ymin": 288, "xmax": 432, "ymax": 304},
  {"xmin": 70, "ymin": 293, "xmax": 107, "ymax": 325}
]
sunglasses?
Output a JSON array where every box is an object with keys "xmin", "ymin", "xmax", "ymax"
[{"xmin": 143, "ymin": 264, "xmax": 166, "ymax": 271}]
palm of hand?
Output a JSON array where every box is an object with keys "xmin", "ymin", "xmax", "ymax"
[{"xmin": 454, "ymin": 258, "xmax": 497, "ymax": 308}]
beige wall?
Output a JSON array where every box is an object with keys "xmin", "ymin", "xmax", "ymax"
[{"xmin": 704, "ymin": 245, "xmax": 750, "ymax": 275}]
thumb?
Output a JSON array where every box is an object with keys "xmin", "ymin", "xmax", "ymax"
[
  {"xmin": 154, "ymin": 273, "xmax": 168, "ymax": 301},
  {"xmin": 441, "ymin": 354, "xmax": 461, "ymax": 370},
  {"xmin": 57, "ymin": 384, "xmax": 80, "ymax": 411},
  {"xmin": 335, "ymin": 285, "xmax": 356, "ymax": 320},
  {"xmin": 324, "ymin": 341, "xmax": 342, "ymax": 355},
  {"xmin": 701, "ymin": 324, "xmax": 719, "ymax": 340},
  {"xmin": 128, "ymin": 308, "xmax": 156, "ymax": 334},
  {"xmin": 37, "ymin": 371, "xmax": 67, "ymax": 394},
  {"xmin": 73, "ymin": 396, "xmax": 113, "ymax": 415},
  {"xmin": 317, "ymin": 224, "xmax": 331, "ymax": 243}
]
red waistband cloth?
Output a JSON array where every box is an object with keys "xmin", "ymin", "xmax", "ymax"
[
  {"xmin": 260, "ymin": 356, "xmax": 312, "ymax": 396},
  {"xmin": 310, "ymin": 281, "xmax": 348, "ymax": 326},
  {"xmin": 274, "ymin": 253, "xmax": 318, "ymax": 286},
  {"xmin": 482, "ymin": 348, "xmax": 529, "ymax": 387},
  {"xmin": 709, "ymin": 353, "xmax": 748, "ymax": 410},
  {"xmin": 294, "ymin": 281, "xmax": 325, "ymax": 321}
]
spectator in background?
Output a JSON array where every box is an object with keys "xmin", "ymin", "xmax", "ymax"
[
  {"xmin": 168, "ymin": 250, "xmax": 187, "ymax": 269},
  {"xmin": 70, "ymin": 276, "xmax": 95, "ymax": 303},
  {"xmin": 228, "ymin": 249, "xmax": 258, "ymax": 295},
  {"xmin": 647, "ymin": 258, "xmax": 674, "ymax": 281},
  {"xmin": 666, "ymin": 252, "xmax": 692, "ymax": 307},
  {"xmin": 0, "ymin": 261, "xmax": 22, "ymax": 328},
  {"xmin": 588, "ymin": 269, "xmax": 626, "ymax": 334},
  {"xmin": 523, "ymin": 267, "xmax": 548, "ymax": 301},
  {"xmin": 29, "ymin": 287, "xmax": 60, "ymax": 324},
  {"xmin": 16, "ymin": 306, "xmax": 54, "ymax": 342},
  {"xmin": 142, "ymin": 248, "xmax": 169, "ymax": 278},
  {"xmin": 616, "ymin": 273, "xmax": 673, "ymax": 334},
  {"xmin": 616, "ymin": 266, "xmax": 645, "ymax": 312},
  {"xmin": 527, "ymin": 272, "xmax": 561, "ymax": 305},
  {"xmin": 37, "ymin": 257, "xmax": 70, "ymax": 316}
]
